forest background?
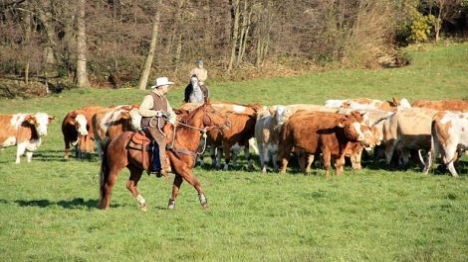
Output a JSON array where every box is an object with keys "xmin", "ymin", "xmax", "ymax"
[{"xmin": 1, "ymin": 0, "xmax": 468, "ymax": 98}]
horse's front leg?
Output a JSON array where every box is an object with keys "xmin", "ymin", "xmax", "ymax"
[
  {"xmin": 169, "ymin": 167, "xmax": 208, "ymax": 210},
  {"xmin": 168, "ymin": 174, "xmax": 183, "ymax": 210},
  {"xmin": 126, "ymin": 167, "xmax": 147, "ymax": 211}
]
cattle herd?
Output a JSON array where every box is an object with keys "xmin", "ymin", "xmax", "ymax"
[{"xmin": 1, "ymin": 97, "xmax": 468, "ymax": 177}]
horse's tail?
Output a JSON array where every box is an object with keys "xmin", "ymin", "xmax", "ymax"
[{"xmin": 98, "ymin": 141, "xmax": 110, "ymax": 207}]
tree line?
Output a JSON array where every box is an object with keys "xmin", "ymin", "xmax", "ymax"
[{"xmin": 0, "ymin": 0, "xmax": 467, "ymax": 94}]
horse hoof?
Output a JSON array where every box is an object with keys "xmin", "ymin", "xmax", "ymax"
[
  {"xmin": 141, "ymin": 205, "xmax": 148, "ymax": 212},
  {"xmin": 167, "ymin": 199, "xmax": 175, "ymax": 210},
  {"xmin": 202, "ymin": 204, "xmax": 209, "ymax": 210}
]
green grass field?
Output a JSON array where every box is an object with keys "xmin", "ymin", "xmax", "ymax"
[{"xmin": 1, "ymin": 42, "xmax": 468, "ymax": 262}]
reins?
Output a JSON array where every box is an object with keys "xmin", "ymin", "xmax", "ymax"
[{"xmin": 168, "ymin": 121, "xmax": 209, "ymax": 156}]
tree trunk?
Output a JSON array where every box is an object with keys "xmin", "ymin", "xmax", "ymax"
[
  {"xmin": 138, "ymin": 0, "xmax": 162, "ymax": 90},
  {"xmin": 228, "ymin": 0, "xmax": 240, "ymax": 71},
  {"xmin": 76, "ymin": 0, "xmax": 90, "ymax": 87}
]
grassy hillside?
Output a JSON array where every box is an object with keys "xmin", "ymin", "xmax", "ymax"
[{"xmin": 0, "ymin": 42, "xmax": 467, "ymax": 262}]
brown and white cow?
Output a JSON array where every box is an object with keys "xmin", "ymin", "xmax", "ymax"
[
  {"xmin": 382, "ymin": 107, "xmax": 439, "ymax": 168},
  {"xmin": 0, "ymin": 112, "xmax": 54, "ymax": 163},
  {"xmin": 92, "ymin": 104, "xmax": 141, "ymax": 159},
  {"xmin": 277, "ymin": 110, "xmax": 368, "ymax": 176},
  {"xmin": 423, "ymin": 111, "xmax": 468, "ymax": 177},
  {"xmin": 61, "ymin": 105, "xmax": 106, "ymax": 159},
  {"xmin": 412, "ymin": 99, "xmax": 468, "ymax": 112}
]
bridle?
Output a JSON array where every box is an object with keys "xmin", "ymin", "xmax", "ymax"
[{"xmin": 167, "ymin": 105, "xmax": 230, "ymax": 157}]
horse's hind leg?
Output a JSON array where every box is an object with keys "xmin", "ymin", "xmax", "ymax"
[
  {"xmin": 126, "ymin": 167, "xmax": 147, "ymax": 211},
  {"xmin": 99, "ymin": 166, "xmax": 121, "ymax": 210}
]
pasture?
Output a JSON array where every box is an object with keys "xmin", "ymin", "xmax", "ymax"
[{"xmin": 1, "ymin": 43, "xmax": 468, "ymax": 261}]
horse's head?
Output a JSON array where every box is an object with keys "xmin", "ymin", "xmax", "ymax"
[{"xmin": 200, "ymin": 99, "xmax": 230, "ymax": 131}]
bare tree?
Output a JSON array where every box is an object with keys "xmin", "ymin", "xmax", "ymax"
[
  {"xmin": 429, "ymin": 0, "xmax": 462, "ymax": 42},
  {"xmin": 76, "ymin": 0, "xmax": 89, "ymax": 87},
  {"xmin": 138, "ymin": 0, "xmax": 162, "ymax": 90}
]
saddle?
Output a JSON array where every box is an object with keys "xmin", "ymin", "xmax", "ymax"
[
  {"xmin": 128, "ymin": 130, "xmax": 164, "ymax": 174},
  {"xmin": 128, "ymin": 131, "xmax": 151, "ymax": 151}
]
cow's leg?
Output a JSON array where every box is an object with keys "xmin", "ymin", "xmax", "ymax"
[
  {"xmin": 210, "ymin": 145, "xmax": 217, "ymax": 169},
  {"xmin": 257, "ymin": 142, "xmax": 266, "ymax": 172},
  {"xmin": 26, "ymin": 151, "xmax": 34, "ymax": 163},
  {"xmin": 351, "ymin": 148, "xmax": 363, "ymax": 170},
  {"xmin": 261, "ymin": 146, "xmax": 270, "ymax": 173},
  {"xmin": 322, "ymin": 149, "xmax": 332, "ymax": 177},
  {"xmin": 126, "ymin": 167, "xmax": 147, "ymax": 211},
  {"xmin": 16, "ymin": 143, "xmax": 27, "ymax": 164},
  {"xmin": 305, "ymin": 154, "xmax": 315, "ymax": 174},
  {"xmin": 335, "ymin": 154, "xmax": 346, "ymax": 175},
  {"xmin": 223, "ymin": 143, "xmax": 232, "ymax": 171},
  {"xmin": 272, "ymin": 150, "xmax": 280, "ymax": 173},
  {"xmin": 444, "ymin": 145, "xmax": 460, "ymax": 177},
  {"xmin": 384, "ymin": 140, "xmax": 398, "ymax": 168},
  {"xmin": 297, "ymin": 152, "xmax": 305, "ymax": 173},
  {"xmin": 244, "ymin": 145, "xmax": 253, "ymax": 171},
  {"xmin": 231, "ymin": 145, "xmax": 240, "ymax": 169}
]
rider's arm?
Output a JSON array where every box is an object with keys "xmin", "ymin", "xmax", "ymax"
[{"xmin": 138, "ymin": 95, "xmax": 157, "ymax": 117}]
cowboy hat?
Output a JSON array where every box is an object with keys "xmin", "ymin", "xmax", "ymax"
[{"xmin": 151, "ymin": 77, "xmax": 174, "ymax": 89}]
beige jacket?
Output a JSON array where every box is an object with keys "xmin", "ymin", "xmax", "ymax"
[{"xmin": 189, "ymin": 67, "xmax": 208, "ymax": 84}]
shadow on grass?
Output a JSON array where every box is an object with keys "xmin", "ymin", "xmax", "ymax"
[{"xmin": 13, "ymin": 197, "xmax": 122, "ymax": 209}]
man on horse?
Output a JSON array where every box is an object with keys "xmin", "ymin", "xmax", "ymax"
[
  {"xmin": 189, "ymin": 59, "xmax": 208, "ymax": 86},
  {"xmin": 138, "ymin": 76, "xmax": 176, "ymax": 177}
]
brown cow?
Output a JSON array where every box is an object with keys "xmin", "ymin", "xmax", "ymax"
[
  {"xmin": 61, "ymin": 105, "xmax": 106, "ymax": 159},
  {"xmin": 206, "ymin": 102, "xmax": 262, "ymax": 170},
  {"xmin": 277, "ymin": 110, "xmax": 368, "ymax": 176},
  {"xmin": 412, "ymin": 99, "xmax": 468, "ymax": 112},
  {"xmin": 0, "ymin": 112, "xmax": 54, "ymax": 163}
]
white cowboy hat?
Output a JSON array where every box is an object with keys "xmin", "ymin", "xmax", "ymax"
[{"xmin": 151, "ymin": 77, "xmax": 174, "ymax": 89}]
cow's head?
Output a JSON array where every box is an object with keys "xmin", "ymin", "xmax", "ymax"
[
  {"xmin": 340, "ymin": 111, "xmax": 367, "ymax": 142},
  {"xmin": 34, "ymin": 112, "xmax": 54, "ymax": 136},
  {"xmin": 72, "ymin": 112, "xmax": 89, "ymax": 136}
]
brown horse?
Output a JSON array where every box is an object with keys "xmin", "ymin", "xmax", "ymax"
[{"xmin": 98, "ymin": 101, "xmax": 229, "ymax": 211}]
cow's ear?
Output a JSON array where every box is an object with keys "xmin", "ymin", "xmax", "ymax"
[
  {"xmin": 48, "ymin": 116, "xmax": 55, "ymax": 123},
  {"xmin": 25, "ymin": 115, "xmax": 36, "ymax": 125},
  {"xmin": 70, "ymin": 111, "xmax": 77, "ymax": 119},
  {"xmin": 337, "ymin": 117, "xmax": 347, "ymax": 128}
]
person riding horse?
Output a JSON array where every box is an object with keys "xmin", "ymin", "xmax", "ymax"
[
  {"xmin": 138, "ymin": 76, "xmax": 176, "ymax": 177},
  {"xmin": 184, "ymin": 74, "xmax": 209, "ymax": 103}
]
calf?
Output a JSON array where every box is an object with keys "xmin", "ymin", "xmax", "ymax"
[
  {"xmin": 423, "ymin": 111, "xmax": 468, "ymax": 177},
  {"xmin": 0, "ymin": 112, "xmax": 54, "ymax": 163}
]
